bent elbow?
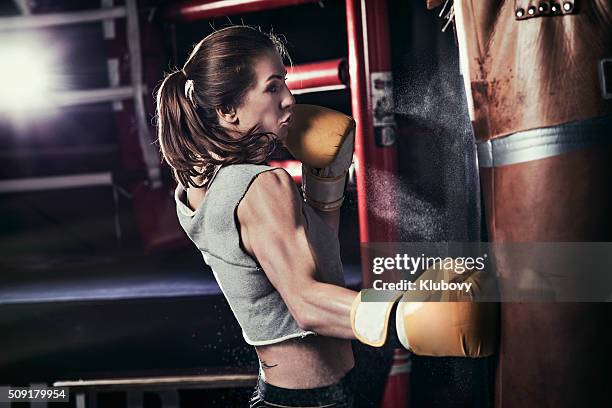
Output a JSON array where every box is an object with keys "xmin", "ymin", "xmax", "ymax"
[
  {"xmin": 295, "ymin": 311, "xmax": 316, "ymax": 332},
  {"xmin": 290, "ymin": 298, "xmax": 318, "ymax": 332}
]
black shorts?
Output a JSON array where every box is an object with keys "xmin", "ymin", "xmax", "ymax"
[{"xmin": 249, "ymin": 367, "xmax": 356, "ymax": 408}]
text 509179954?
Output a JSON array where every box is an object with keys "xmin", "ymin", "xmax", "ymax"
[{"xmin": 1, "ymin": 386, "xmax": 69, "ymax": 402}]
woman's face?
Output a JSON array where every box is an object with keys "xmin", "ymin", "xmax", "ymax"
[{"xmin": 230, "ymin": 51, "xmax": 295, "ymax": 142}]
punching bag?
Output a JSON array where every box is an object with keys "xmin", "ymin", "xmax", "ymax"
[{"xmin": 446, "ymin": 0, "xmax": 612, "ymax": 406}]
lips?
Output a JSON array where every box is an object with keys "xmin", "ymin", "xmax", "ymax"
[{"xmin": 280, "ymin": 114, "xmax": 292, "ymax": 126}]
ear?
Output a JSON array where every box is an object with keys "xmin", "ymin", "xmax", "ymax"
[{"xmin": 215, "ymin": 106, "xmax": 238, "ymax": 125}]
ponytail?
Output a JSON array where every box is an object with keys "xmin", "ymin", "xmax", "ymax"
[{"xmin": 156, "ymin": 70, "xmax": 220, "ymax": 188}]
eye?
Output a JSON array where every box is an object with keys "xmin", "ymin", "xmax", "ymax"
[{"xmin": 266, "ymin": 85, "xmax": 278, "ymax": 93}]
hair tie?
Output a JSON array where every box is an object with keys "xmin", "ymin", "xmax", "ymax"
[{"xmin": 183, "ymin": 75, "xmax": 196, "ymax": 107}]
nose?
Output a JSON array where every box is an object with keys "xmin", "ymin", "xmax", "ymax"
[{"xmin": 281, "ymin": 83, "xmax": 295, "ymax": 110}]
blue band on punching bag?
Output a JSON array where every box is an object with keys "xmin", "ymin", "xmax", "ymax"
[{"xmin": 477, "ymin": 116, "xmax": 612, "ymax": 168}]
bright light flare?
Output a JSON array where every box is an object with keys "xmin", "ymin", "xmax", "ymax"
[{"xmin": 0, "ymin": 37, "xmax": 58, "ymax": 112}]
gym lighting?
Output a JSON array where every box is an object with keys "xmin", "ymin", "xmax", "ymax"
[{"xmin": 0, "ymin": 35, "xmax": 59, "ymax": 112}]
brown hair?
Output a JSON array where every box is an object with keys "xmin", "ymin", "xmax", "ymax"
[{"xmin": 155, "ymin": 25, "xmax": 290, "ymax": 188}]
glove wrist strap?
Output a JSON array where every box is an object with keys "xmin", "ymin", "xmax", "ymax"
[
  {"xmin": 301, "ymin": 168, "xmax": 348, "ymax": 211},
  {"xmin": 306, "ymin": 196, "xmax": 345, "ymax": 212}
]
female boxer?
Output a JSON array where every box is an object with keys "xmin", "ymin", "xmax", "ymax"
[
  {"xmin": 155, "ymin": 25, "xmax": 359, "ymax": 407},
  {"xmin": 155, "ymin": 25, "xmax": 495, "ymax": 407}
]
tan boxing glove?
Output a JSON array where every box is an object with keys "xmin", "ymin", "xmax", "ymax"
[
  {"xmin": 285, "ymin": 104, "xmax": 355, "ymax": 211},
  {"xmin": 351, "ymin": 260, "xmax": 498, "ymax": 357}
]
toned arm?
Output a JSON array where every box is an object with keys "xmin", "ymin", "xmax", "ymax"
[{"xmin": 237, "ymin": 168, "xmax": 357, "ymax": 339}]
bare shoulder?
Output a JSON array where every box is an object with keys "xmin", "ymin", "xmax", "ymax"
[
  {"xmin": 250, "ymin": 168, "xmax": 296, "ymax": 198},
  {"xmin": 238, "ymin": 169, "xmax": 299, "ymax": 216},
  {"xmin": 238, "ymin": 168, "xmax": 302, "ymax": 226}
]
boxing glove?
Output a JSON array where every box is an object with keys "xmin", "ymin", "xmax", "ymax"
[
  {"xmin": 351, "ymin": 260, "xmax": 498, "ymax": 357},
  {"xmin": 285, "ymin": 104, "xmax": 355, "ymax": 211}
]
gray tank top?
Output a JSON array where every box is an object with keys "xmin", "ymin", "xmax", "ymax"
[{"xmin": 174, "ymin": 163, "xmax": 346, "ymax": 345}]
